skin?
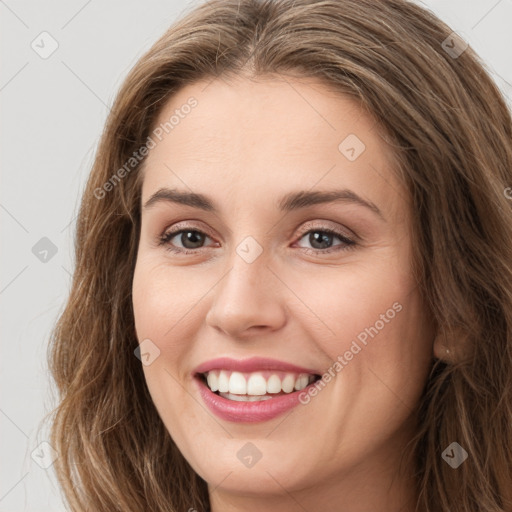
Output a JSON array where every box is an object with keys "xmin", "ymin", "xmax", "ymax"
[{"xmin": 132, "ymin": 74, "xmax": 441, "ymax": 512}]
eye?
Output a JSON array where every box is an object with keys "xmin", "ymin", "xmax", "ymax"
[
  {"xmin": 294, "ymin": 228, "xmax": 356, "ymax": 254},
  {"xmin": 158, "ymin": 224, "xmax": 357, "ymax": 255},
  {"xmin": 158, "ymin": 227, "xmax": 215, "ymax": 254}
]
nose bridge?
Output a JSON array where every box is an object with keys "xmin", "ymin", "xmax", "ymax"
[
  {"xmin": 219, "ymin": 235, "xmax": 272, "ymax": 307},
  {"xmin": 205, "ymin": 233, "xmax": 287, "ymax": 335}
]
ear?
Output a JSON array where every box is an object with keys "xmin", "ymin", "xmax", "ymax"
[{"xmin": 432, "ymin": 326, "xmax": 468, "ymax": 362}]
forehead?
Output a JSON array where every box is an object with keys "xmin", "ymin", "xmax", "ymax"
[{"xmin": 141, "ymin": 75, "xmax": 409, "ymax": 221}]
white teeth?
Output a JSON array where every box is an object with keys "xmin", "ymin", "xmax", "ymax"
[
  {"xmin": 281, "ymin": 374, "xmax": 296, "ymax": 393},
  {"xmin": 228, "ymin": 372, "xmax": 247, "ymax": 394},
  {"xmin": 207, "ymin": 372, "xmax": 218, "ymax": 392},
  {"xmin": 218, "ymin": 370, "xmax": 229, "ymax": 393},
  {"xmin": 294, "ymin": 374, "xmax": 310, "ymax": 391},
  {"xmin": 219, "ymin": 392, "xmax": 274, "ymax": 402},
  {"xmin": 247, "ymin": 373, "xmax": 267, "ymax": 395},
  {"xmin": 266, "ymin": 374, "xmax": 282, "ymax": 394},
  {"xmin": 202, "ymin": 370, "xmax": 316, "ymax": 396}
]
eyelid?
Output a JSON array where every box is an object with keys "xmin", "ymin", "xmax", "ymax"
[
  {"xmin": 160, "ymin": 219, "xmax": 355, "ymax": 242},
  {"xmin": 157, "ymin": 221, "xmax": 218, "ymax": 253},
  {"xmin": 296, "ymin": 219, "xmax": 357, "ymax": 241},
  {"xmin": 158, "ymin": 219, "xmax": 358, "ymax": 257},
  {"xmin": 161, "ymin": 220, "xmax": 217, "ymax": 240}
]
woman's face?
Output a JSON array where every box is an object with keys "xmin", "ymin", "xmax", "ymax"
[{"xmin": 132, "ymin": 75, "xmax": 435, "ymax": 508}]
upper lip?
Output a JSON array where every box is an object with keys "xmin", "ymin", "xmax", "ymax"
[{"xmin": 194, "ymin": 357, "xmax": 321, "ymax": 376}]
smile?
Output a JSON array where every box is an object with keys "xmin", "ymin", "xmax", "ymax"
[
  {"xmin": 199, "ymin": 370, "xmax": 319, "ymax": 401},
  {"xmin": 193, "ymin": 357, "xmax": 323, "ymax": 422}
]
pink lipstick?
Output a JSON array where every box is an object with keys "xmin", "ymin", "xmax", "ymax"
[{"xmin": 194, "ymin": 357, "xmax": 321, "ymax": 423}]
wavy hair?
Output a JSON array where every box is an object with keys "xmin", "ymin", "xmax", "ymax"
[{"xmin": 46, "ymin": 0, "xmax": 512, "ymax": 510}]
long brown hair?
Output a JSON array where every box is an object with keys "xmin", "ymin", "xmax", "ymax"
[{"xmin": 46, "ymin": 0, "xmax": 512, "ymax": 510}]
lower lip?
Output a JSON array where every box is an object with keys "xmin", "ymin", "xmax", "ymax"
[{"xmin": 195, "ymin": 375, "xmax": 315, "ymax": 423}]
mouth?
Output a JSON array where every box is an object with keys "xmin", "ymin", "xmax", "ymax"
[{"xmin": 195, "ymin": 370, "xmax": 322, "ymax": 402}]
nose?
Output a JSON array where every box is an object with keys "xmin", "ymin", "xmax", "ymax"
[{"xmin": 205, "ymin": 251, "xmax": 288, "ymax": 339}]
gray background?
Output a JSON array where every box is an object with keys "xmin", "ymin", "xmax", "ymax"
[{"xmin": 1, "ymin": 0, "xmax": 511, "ymax": 510}]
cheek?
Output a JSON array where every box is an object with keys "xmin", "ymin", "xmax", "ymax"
[
  {"xmin": 289, "ymin": 256, "xmax": 413, "ymax": 351},
  {"xmin": 132, "ymin": 261, "xmax": 219, "ymax": 468},
  {"xmin": 132, "ymin": 255, "xmax": 201, "ymax": 339},
  {"xmin": 132, "ymin": 256, "xmax": 219, "ymax": 387},
  {"xmin": 132, "ymin": 262, "xmax": 195, "ymax": 424},
  {"xmin": 132, "ymin": 259, "xmax": 190, "ymax": 391},
  {"xmin": 290, "ymin": 256, "xmax": 432, "ymax": 401}
]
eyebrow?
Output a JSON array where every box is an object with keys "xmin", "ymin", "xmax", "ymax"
[{"xmin": 143, "ymin": 187, "xmax": 384, "ymax": 220}]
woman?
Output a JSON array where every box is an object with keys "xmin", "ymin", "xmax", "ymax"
[{"xmin": 47, "ymin": 0, "xmax": 512, "ymax": 510}]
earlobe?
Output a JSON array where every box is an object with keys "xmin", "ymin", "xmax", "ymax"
[
  {"xmin": 432, "ymin": 337, "xmax": 451, "ymax": 361},
  {"xmin": 432, "ymin": 327, "xmax": 468, "ymax": 362}
]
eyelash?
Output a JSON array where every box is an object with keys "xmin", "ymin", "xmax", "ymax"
[{"xmin": 157, "ymin": 224, "xmax": 357, "ymax": 256}]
